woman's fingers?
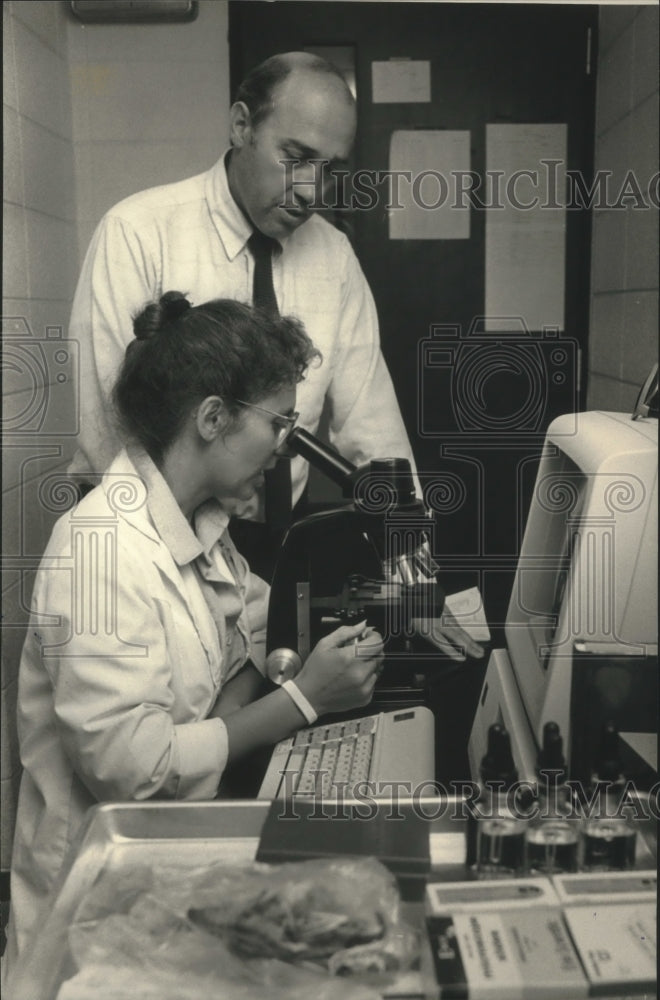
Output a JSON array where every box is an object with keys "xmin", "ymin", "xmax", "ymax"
[
  {"xmin": 353, "ymin": 636, "xmax": 384, "ymax": 661},
  {"xmin": 318, "ymin": 620, "xmax": 368, "ymax": 650}
]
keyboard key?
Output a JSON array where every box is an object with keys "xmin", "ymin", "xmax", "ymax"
[
  {"xmin": 351, "ymin": 735, "xmax": 374, "ymax": 782},
  {"xmin": 271, "ymin": 736, "xmax": 294, "ymax": 758},
  {"xmin": 296, "ymin": 772, "xmax": 319, "ymax": 796},
  {"xmin": 336, "ymin": 740, "xmax": 355, "ymax": 770},
  {"xmin": 358, "ymin": 715, "xmax": 378, "ymax": 735},
  {"xmin": 268, "ymin": 715, "xmax": 378, "ymax": 799},
  {"xmin": 324, "ymin": 722, "xmax": 345, "ymax": 740},
  {"xmin": 333, "ymin": 743, "xmax": 356, "ymax": 785},
  {"xmin": 276, "ymin": 747, "xmax": 306, "ymax": 795},
  {"xmin": 304, "ymin": 747, "xmax": 323, "ymax": 773},
  {"xmin": 320, "ymin": 744, "xmax": 339, "ymax": 775}
]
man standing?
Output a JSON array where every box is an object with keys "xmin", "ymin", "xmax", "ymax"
[{"xmin": 68, "ymin": 51, "xmax": 417, "ymax": 536}]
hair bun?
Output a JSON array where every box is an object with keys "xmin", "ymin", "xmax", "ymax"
[
  {"xmin": 133, "ymin": 291, "xmax": 191, "ymax": 341},
  {"xmin": 160, "ymin": 291, "xmax": 192, "ymax": 324}
]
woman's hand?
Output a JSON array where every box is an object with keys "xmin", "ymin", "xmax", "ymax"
[{"xmin": 295, "ymin": 621, "xmax": 384, "ymax": 717}]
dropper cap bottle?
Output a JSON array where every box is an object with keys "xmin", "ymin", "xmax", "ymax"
[
  {"xmin": 525, "ymin": 721, "xmax": 579, "ymax": 874},
  {"xmin": 480, "ymin": 723, "xmax": 519, "ymax": 789},
  {"xmin": 592, "ymin": 721, "xmax": 624, "ymax": 784},
  {"xmin": 581, "ymin": 721, "xmax": 636, "ymax": 871},
  {"xmin": 473, "ymin": 724, "xmax": 527, "ymax": 878},
  {"xmin": 538, "ymin": 721, "xmax": 567, "ymax": 782},
  {"xmin": 466, "ymin": 724, "xmax": 512, "ymax": 867}
]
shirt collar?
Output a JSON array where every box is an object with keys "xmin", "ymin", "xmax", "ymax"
[
  {"xmin": 206, "ymin": 151, "xmax": 254, "ymax": 262},
  {"xmin": 127, "ymin": 446, "xmax": 229, "ymax": 567},
  {"xmin": 206, "ymin": 150, "xmax": 284, "ymax": 261},
  {"xmin": 193, "ymin": 499, "xmax": 232, "ymax": 563}
]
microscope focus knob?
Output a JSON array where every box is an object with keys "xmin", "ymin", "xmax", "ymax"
[{"xmin": 265, "ymin": 648, "xmax": 303, "ymax": 685}]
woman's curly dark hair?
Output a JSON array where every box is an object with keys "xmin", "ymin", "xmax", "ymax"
[{"xmin": 112, "ymin": 291, "xmax": 320, "ymax": 463}]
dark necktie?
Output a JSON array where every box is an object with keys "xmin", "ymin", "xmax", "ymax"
[
  {"xmin": 248, "ymin": 231, "xmax": 292, "ymax": 535},
  {"xmin": 248, "ymin": 230, "xmax": 280, "ymax": 318}
]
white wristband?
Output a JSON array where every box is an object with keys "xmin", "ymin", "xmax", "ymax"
[{"xmin": 282, "ymin": 680, "xmax": 318, "ymax": 726}]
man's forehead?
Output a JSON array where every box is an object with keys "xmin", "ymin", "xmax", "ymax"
[{"xmin": 264, "ymin": 71, "xmax": 356, "ymax": 153}]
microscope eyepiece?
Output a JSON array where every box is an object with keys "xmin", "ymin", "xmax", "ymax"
[
  {"xmin": 286, "ymin": 427, "xmax": 356, "ymax": 489},
  {"xmin": 286, "ymin": 428, "xmax": 418, "ymax": 510}
]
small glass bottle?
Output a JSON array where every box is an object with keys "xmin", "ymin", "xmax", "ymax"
[
  {"xmin": 473, "ymin": 724, "xmax": 527, "ymax": 879},
  {"xmin": 580, "ymin": 722, "xmax": 637, "ymax": 872},
  {"xmin": 525, "ymin": 722, "xmax": 579, "ymax": 875}
]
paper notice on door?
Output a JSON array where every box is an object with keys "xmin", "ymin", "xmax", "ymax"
[
  {"xmin": 389, "ymin": 129, "xmax": 471, "ymax": 239},
  {"xmin": 485, "ymin": 122, "xmax": 567, "ymax": 331},
  {"xmin": 372, "ymin": 59, "xmax": 431, "ymax": 103}
]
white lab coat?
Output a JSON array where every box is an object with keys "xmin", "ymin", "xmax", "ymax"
[{"xmin": 4, "ymin": 450, "xmax": 268, "ymax": 971}]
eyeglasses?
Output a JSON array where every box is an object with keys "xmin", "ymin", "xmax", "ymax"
[{"xmin": 234, "ymin": 398, "xmax": 299, "ymax": 443}]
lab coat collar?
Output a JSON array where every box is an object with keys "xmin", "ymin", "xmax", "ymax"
[
  {"xmin": 101, "ymin": 448, "xmax": 230, "ymax": 569},
  {"xmin": 99, "ymin": 449, "xmax": 227, "ymax": 666},
  {"xmin": 193, "ymin": 500, "xmax": 233, "ymax": 563}
]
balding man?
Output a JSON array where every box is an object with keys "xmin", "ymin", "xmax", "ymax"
[{"xmin": 68, "ymin": 52, "xmax": 417, "ymax": 538}]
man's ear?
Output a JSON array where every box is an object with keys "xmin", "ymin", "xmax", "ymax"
[
  {"xmin": 229, "ymin": 101, "xmax": 253, "ymax": 149},
  {"xmin": 195, "ymin": 396, "xmax": 231, "ymax": 441}
]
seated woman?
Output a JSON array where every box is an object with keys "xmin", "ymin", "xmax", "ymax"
[{"xmin": 5, "ymin": 293, "xmax": 384, "ymax": 970}]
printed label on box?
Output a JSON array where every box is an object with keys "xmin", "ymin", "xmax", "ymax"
[
  {"xmin": 562, "ymin": 902, "xmax": 656, "ymax": 990},
  {"xmin": 551, "ymin": 870, "xmax": 657, "ymax": 906},
  {"xmin": 427, "ymin": 877, "xmax": 559, "ymax": 915},
  {"xmin": 427, "ymin": 908, "xmax": 587, "ymax": 998}
]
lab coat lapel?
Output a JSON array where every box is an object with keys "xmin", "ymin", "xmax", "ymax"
[
  {"xmin": 100, "ymin": 452, "xmax": 221, "ymax": 668},
  {"xmin": 150, "ymin": 546, "xmax": 223, "ymax": 669}
]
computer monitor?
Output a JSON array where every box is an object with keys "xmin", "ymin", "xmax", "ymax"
[{"xmin": 505, "ymin": 410, "xmax": 658, "ymax": 765}]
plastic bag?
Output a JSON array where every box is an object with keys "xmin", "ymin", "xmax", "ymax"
[
  {"xmin": 61, "ymin": 856, "xmax": 418, "ymax": 999},
  {"xmin": 186, "ymin": 856, "xmax": 417, "ymax": 974},
  {"xmin": 57, "ymin": 962, "xmax": 382, "ymax": 1000}
]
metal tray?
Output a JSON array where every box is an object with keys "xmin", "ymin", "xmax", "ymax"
[
  {"xmin": 8, "ymin": 797, "xmax": 465, "ymax": 1000},
  {"xmin": 9, "ymin": 800, "xmax": 271, "ymax": 1000},
  {"xmin": 8, "ymin": 796, "xmax": 656, "ymax": 1000}
]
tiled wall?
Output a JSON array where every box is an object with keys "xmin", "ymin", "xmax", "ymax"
[
  {"xmin": 67, "ymin": 1, "xmax": 230, "ymax": 265},
  {"xmin": 2, "ymin": 0, "xmax": 79, "ymax": 872},
  {"xmin": 1, "ymin": 0, "xmax": 230, "ymax": 872},
  {"xmin": 588, "ymin": 5, "xmax": 659, "ymax": 412}
]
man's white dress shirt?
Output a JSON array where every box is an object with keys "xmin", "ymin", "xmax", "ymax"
[{"xmin": 68, "ymin": 154, "xmax": 416, "ymax": 515}]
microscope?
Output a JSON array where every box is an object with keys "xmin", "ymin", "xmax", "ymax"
[{"xmin": 266, "ymin": 429, "xmax": 448, "ymax": 701}]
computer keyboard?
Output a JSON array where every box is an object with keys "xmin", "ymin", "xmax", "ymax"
[{"xmin": 258, "ymin": 706, "xmax": 435, "ymax": 800}]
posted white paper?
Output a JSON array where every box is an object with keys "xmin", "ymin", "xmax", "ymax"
[{"xmin": 389, "ymin": 129, "xmax": 471, "ymax": 240}]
